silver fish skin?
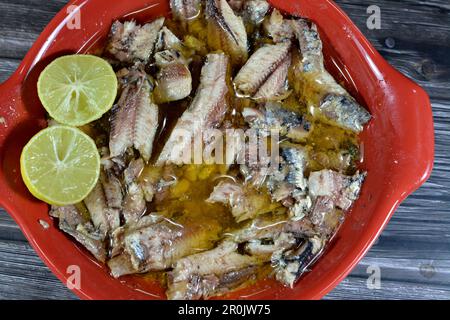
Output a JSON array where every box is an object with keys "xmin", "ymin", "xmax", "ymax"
[
  {"xmin": 290, "ymin": 19, "xmax": 371, "ymax": 132},
  {"xmin": 99, "ymin": 170, "xmax": 122, "ymax": 231},
  {"xmin": 290, "ymin": 19, "xmax": 324, "ymax": 74},
  {"xmin": 234, "ymin": 41, "xmax": 291, "ymax": 99},
  {"xmin": 83, "ymin": 181, "xmax": 110, "ymax": 238},
  {"xmin": 234, "ymin": 214, "xmax": 322, "ymax": 287},
  {"xmin": 319, "ymin": 94, "xmax": 372, "ymax": 133},
  {"xmin": 106, "ymin": 18, "xmax": 164, "ymax": 64},
  {"xmin": 307, "ymin": 170, "xmax": 366, "ymax": 237},
  {"xmin": 109, "ymin": 68, "xmax": 159, "ymax": 162},
  {"xmin": 156, "ymin": 53, "xmax": 229, "ymax": 166},
  {"xmin": 272, "ymin": 236, "xmax": 324, "ymax": 287},
  {"xmin": 206, "ymin": 0, "xmax": 248, "ymax": 65},
  {"xmin": 238, "ymin": 138, "xmax": 311, "ymax": 219},
  {"xmin": 155, "ymin": 26, "xmax": 185, "ymax": 53},
  {"xmin": 109, "ymin": 214, "xmax": 164, "ymax": 261},
  {"xmin": 240, "ymin": 107, "xmax": 310, "ymax": 202},
  {"xmin": 153, "ymin": 50, "xmax": 193, "ymax": 104},
  {"xmin": 166, "ymin": 214, "xmax": 319, "ymax": 299},
  {"xmin": 308, "ymin": 169, "xmax": 366, "ymax": 211},
  {"xmin": 50, "ymin": 205, "xmax": 107, "ymax": 262},
  {"xmin": 109, "ymin": 216, "xmax": 221, "ymax": 277},
  {"xmin": 230, "ymin": 213, "xmax": 316, "ymax": 244},
  {"xmin": 243, "ymin": 102, "xmax": 311, "ymax": 141},
  {"xmin": 122, "ymin": 158, "xmax": 147, "ymax": 224},
  {"xmin": 167, "ymin": 241, "xmax": 261, "ymax": 300},
  {"xmin": 170, "ymin": 0, "xmax": 202, "ymax": 21},
  {"xmin": 242, "ymin": 0, "xmax": 270, "ymax": 25}
]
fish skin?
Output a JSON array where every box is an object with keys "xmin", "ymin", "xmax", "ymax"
[
  {"xmin": 167, "ymin": 214, "xmax": 318, "ymax": 300},
  {"xmin": 155, "ymin": 27, "xmax": 195, "ymax": 62},
  {"xmin": 234, "ymin": 41, "xmax": 291, "ymax": 98},
  {"xmin": 99, "ymin": 170, "xmax": 122, "ymax": 231},
  {"xmin": 243, "ymin": 102, "xmax": 311, "ymax": 141},
  {"xmin": 122, "ymin": 159, "xmax": 147, "ymax": 224},
  {"xmin": 108, "ymin": 254, "xmax": 136, "ymax": 278},
  {"xmin": 155, "ymin": 26, "xmax": 184, "ymax": 53},
  {"xmin": 167, "ymin": 241, "xmax": 261, "ymax": 300},
  {"xmin": 230, "ymin": 213, "xmax": 316, "ymax": 244},
  {"xmin": 233, "ymin": 214, "xmax": 322, "ymax": 288},
  {"xmin": 101, "ymin": 170, "xmax": 123, "ymax": 210},
  {"xmin": 280, "ymin": 144, "xmax": 308, "ymax": 192},
  {"xmin": 51, "ymin": 205, "xmax": 107, "ymax": 262},
  {"xmin": 109, "ymin": 216, "xmax": 221, "ymax": 277},
  {"xmin": 242, "ymin": 0, "xmax": 270, "ymax": 25},
  {"xmin": 83, "ymin": 181, "xmax": 110, "ymax": 238},
  {"xmin": 206, "ymin": 0, "xmax": 248, "ymax": 65},
  {"xmin": 109, "ymin": 68, "xmax": 158, "ymax": 162},
  {"xmin": 319, "ymin": 94, "xmax": 372, "ymax": 133},
  {"xmin": 308, "ymin": 169, "xmax": 366, "ymax": 211},
  {"xmin": 272, "ymin": 236, "xmax": 324, "ymax": 287},
  {"xmin": 170, "ymin": 0, "xmax": 202, "ymax": 21},
  {"xmin": 306, "ymin": 170, "xmax": 366, "ymax": 237},
  {"xmin": 290, "ymin": 19, "xmax": 324, "ymax": 74},
  {"xmin": 85, "ymin": 170, "xmax": 124, "ymax": 235},
  {"xmin": 106, "ymin": 18, "xmax": 164, "ymax": 64},
  {"xmin": 109, "ymin": 214, "xmax": 164, "ymax": 261},
  {"xmin": 156, "ymin": 53, "xmax": 229, "ymax": 166},
  {"xmin": 242, "ymin": 103, "xmax": 310, "ymax": 204},
  {"xmin": 290, "ymin": 19, "xmax": 371, "ymax": 132}
]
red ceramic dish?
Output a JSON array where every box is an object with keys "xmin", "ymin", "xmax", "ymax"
[{"xmin": 0, "ymin": 0, "xmax": 434, "ymax": 300}]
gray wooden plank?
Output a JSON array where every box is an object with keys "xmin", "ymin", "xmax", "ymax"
[
  {"xmin": 0, "ymin": 240, "xmax": 77, "ymax": 300},
  {"xmin": 0, "ymin": 0, "xmax": 68, "ymax": 59},
  {"xmin": 0, "ymin": 0, "xmax": 449, "ymax": 300},
  {"xmin": 326, "ymin": 277, "xmax": 450, "ymax": 300},
  {"xmin": 0, "ymin": 58, "xmax": 20, "ymax": 83}
]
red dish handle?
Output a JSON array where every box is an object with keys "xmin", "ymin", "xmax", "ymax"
[
  {"xmin": 0, "ymin": 72, "xmax": 47, "ymax": 211},
  {"xmin": 0, "ymin": 75, "xmax": 24, "ymax": 210},
  {"xmin": 0, "ymin": 76, "xmax": 23, "ymax": 144}
]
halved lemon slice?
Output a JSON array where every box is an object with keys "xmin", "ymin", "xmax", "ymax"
[
  {"xmin": 20, "ymin": 126, "xmax": 100, "ymax": 206},
  {"xmin": 37, "ymin": 54, "xmax": 118, "ymax": 126}
]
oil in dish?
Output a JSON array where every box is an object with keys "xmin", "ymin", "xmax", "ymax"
[{"xmin": 47, "ymin": 0, "xmax": 371, "ymax": 300}]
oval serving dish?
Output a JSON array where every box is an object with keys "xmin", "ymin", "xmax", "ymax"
[{"xmin": 0, "ymin": 0, "xmax": 434, "ymax": 299}]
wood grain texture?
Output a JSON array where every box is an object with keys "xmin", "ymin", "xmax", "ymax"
[{"xmin": 0, "ymin": 0, "xmax": 449, "ymax": 300}]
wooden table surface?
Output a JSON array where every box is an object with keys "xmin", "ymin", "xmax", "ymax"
[{"xmin": 0, "ymin": 0, "xmax": 449, "ymax": 300}]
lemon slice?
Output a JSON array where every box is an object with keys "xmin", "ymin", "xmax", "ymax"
[
  {"xmin": 37, "ymin": 54, "xmax": 118, "ymax": 126},
  {"xmin": 20, "ymin": 126, "xmax": 101, "ymax": 206}
]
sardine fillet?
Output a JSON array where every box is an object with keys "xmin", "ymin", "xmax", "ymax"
[
  {"xmin": 106, "ymin": 19, "xmax": 164, "ymax": 64},
  {"xmin": 109, "ymin": 217, "xmax": 221, "ymax": 277},
  {"xmin": 234, "ymin": 41, "xmax": 291, "ymax": 97},
  {"xmin": 167, "ymin": 241, "xmax": 261, "ymax": 300},
  {"xmin": 154, "ymin": 62, "xmax": 192, "ymax": 104},
  {"xmin": 206, "ymin": 0, "xmax": 248, "ymax": 65},
  {"xmin": 207, "ymin": 181, "xmax": 283, "ymax": 222},
  {"xmin": 51, "ymin": 205, "xmax": 107, "ymax": 262},
  {"xmin": 109, "ymin": 69, "xmax": 158, "ymax": 162},
  {"xmin": 291, "ymin": 19, "xmax": 371, "ymax": 132},
  {"xmin": 83, "ymin": 181, "xmax": 109, "ymax": 237},
  {"xmin": 156, "ymin": 53, "xmax": 229, "ymax": 165},
  {"xmin": 253, "ymin": 52, "xmax": 292, "ymax": 101},
  {"xmin": 167, "ymin": 215, "xmax": 318, "ymax": 300}
]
